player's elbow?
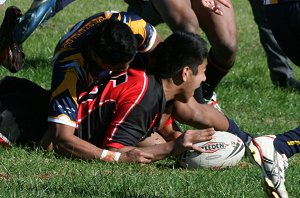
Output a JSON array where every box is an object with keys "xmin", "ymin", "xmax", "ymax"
[
  {"xmin": 50, "ymin": 129, "xmax": 70, "ymax": 155},
  {"xmin": 52, "ymin": 136, "xmax": 65, "ymax": 153}
]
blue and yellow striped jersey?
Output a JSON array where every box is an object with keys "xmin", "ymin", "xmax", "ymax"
[{"xmin": 48, "ymin": 11, "xmax": 157, "ymax": 127}]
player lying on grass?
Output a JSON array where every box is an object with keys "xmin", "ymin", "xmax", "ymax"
[
  {"xmin": 41, "ymin": 31, "xmax": 220, "ymax": 162},
  {"xmin": 0, "ymin": 31, "xmax": 218, "ymax": 162},
  {"xmin": 39, "ymin": 9, "xmax": 247, "ymax": 151},
  {"xmin": 0, "ymin": 28, "xmax": 249, "ymax": 163},
  {"xmin": 0, "ymin": 12, "xmax": 250, "ymax": 162}
]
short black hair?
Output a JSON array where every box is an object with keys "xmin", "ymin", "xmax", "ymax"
[
  {"xmin": 150, "ymin": 31, "xmax": 208, "ymax": 78},
  {"xmin": 88, "ymin": 19, "xmax": 138, "ymax": 67}
]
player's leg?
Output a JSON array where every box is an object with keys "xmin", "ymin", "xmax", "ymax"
[
  {"xmin": 13, "ymin": 0, "xmax": 75, "ymax": 44},
  {"xmin": 247, "ymin": 125, "xmax": 300, "ymax": 197},
  {"xmin": 191, "ymin": 0, "xmax": 237, "ymax": 100},
  {"xmin": 150, "ymin": 0, "xmax": 207, "ymax": 103},
  {"xmin": 249, "ymin": 0, "xmax": 300, "ymax": 90},
  {"xmin": 150, "ymin": 0, "xmax": 199, "ymax": 33},
  {"xmin": 125, "ymin": 0, "xmax": 206, "ymax": 103},
  {"xmin": 248, "ymin": 135, "xmax": 289, "ymax": 197},
  {"xmin": 0, "ymin": 0, "xmax": 75, "ymax": 72},
  {"xmin": 126, "ymin": 0, "xmax": 199, "ymax": 32},
  {"xmin": 265, "ymin": 3, "xmax": 300, "ymax": 67},
  {"xmin": 125, "ymin": 0, "xmax": 164, "ymax": 26},
  {"xmin": 0, "ymin": 6, "xmax": 24, "ymax": 72}
]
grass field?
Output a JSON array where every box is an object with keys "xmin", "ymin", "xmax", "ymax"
[{"xmin": 1, "ymin": 0, "xmax": 300, "ymax": 197}]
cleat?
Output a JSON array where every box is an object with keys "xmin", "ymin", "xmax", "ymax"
[
  {"xmin": 0, "ymin": 6, "xmax": 24, "ymax": 72},
  {"xmin": 247, "ymin": 135, "xmax": 288, "ymax": 198},
  {"xmin": 0, "ymin": 43, "xmax": 25, "ymax": 73},
  {"xmin": 204, "ymin": 91, "xmax": 222, "ymax": 112}
]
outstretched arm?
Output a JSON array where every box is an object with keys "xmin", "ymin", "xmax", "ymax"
[
  {"xmin": 114, "ymin": 128, "xmax": 215, "ymax": 162},
  {"xmin": 173, "ymin": 97, "xmax": 229, "ymax": 130},
  {"xmin": 39, "ymin": 123, "xmax": 154, "ymax": 164},
  {"xmin": 172, "ymin": 97, "xmax": 250, "ymax": 144}
]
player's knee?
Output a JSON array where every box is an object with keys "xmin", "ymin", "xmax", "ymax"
[
  {"xmin": 183, "ymin": 20, "xmax": 200, "ymax": 34},
  {"xmin": 224, "ymin": 39, "xmax": 237, "ymax": 58},
  {"xmin": 169, "ymin": 18, "xmax": 199, "ymax": 34},
  {"xmin": 212, "ymin": 38, "xmax": 237, "ymax": 64}
]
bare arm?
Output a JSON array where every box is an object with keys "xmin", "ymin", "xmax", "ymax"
[
  {"xmin": 52, "ymin": 123, "xmax": 104, "ymax": 159},
  {"xmin": 172, "ymin": 97, "xmax": 229, "ymax": 131},
  {"xmin": 114, "ymin": 128, "xmax": 215, "ymax": 162},
  {"xmin": 39, "ymin": 123, "xmax": 154, "ymax": 163}
]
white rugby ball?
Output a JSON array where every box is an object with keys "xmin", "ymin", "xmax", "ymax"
[{"xmin": 179, "ymin": 131, "xmax": 245, "ymax": 169}]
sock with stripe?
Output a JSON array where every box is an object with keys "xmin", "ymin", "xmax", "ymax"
[
  {"xmin": 202, "ymin": 50, "xmax": 232, "ymax": 99},
  {"xmin": 274, "ymin": 126, "xmax": 300, "ymax": 158}
]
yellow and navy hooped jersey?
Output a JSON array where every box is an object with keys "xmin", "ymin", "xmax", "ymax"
[
  {"xmin": 263, "ymin": 0, "xmax": 300, "ymax": 5},
  {"xmin": 48, "ymin": 11, "xmax": 157, "ymax": 127},
  {"xmin": 56, "ymin": 10, "xmax": 157, "ymax": 52}
]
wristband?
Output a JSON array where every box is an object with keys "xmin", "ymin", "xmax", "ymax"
[
  {"xmin": 100, "ymin": 149, "xmax": 122, "ymax": 162},
  {"xmin": 113, "ymin": 152, "xmax": 122, "ymax": 162}
]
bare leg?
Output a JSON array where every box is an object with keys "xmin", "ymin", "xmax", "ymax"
[{"xmin": 192, "ymin": 0, "xmax": 237, "ymax": 98}]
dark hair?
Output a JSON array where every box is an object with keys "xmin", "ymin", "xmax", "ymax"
[
  {"xmin": 149, "ymin": 31, "xmax": 208, "ymax": 78},
  {"xmin": 88, "ymin": 19, "xmax": 137, "ymax": 68}
]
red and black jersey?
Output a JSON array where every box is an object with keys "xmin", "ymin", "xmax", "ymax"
[{"xmin": 75, "ymin": 68, "xmax": 166, "ymax": 149}]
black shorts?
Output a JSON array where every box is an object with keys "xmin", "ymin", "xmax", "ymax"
[
  {"xmin": 265, "ymin": 2, "xmax": 300, "ymax": 66},
  {"xmin": 0, "ymin": 76, "xmax": 50, "ymax": 148},
  {"xmin": 126, "ymin": 0, "xmax": 163, "ymax": 26}
]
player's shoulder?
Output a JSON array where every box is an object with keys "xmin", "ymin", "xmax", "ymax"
[
  {"xmin": 125, "ymin": 69, "xmax": 161, "ymax": 96},
  {"xmin": 104, "ymin": 11, "xmax": 157, "ymax": 52},
  {"xmin": 108, "ymin": 68, "xmax": 148, "ymax": 93}
]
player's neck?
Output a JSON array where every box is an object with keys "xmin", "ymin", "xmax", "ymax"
[{"xmin": 161, "ymin": 79, "xmax": 179, "ymax": 102}]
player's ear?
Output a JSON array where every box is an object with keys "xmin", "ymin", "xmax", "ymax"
[{"xmin": 181, "ymin": 66, "xmax": 190, "ymax": 82}]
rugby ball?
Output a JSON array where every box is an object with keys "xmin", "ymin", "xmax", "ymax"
[{"xmin": 179, "ymin": 131, "xmax": 245, "ymax": 169}]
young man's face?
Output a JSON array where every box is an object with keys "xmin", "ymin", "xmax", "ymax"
[{"xmin": 179, "ymin": 61, "xmax": 207, "ymax": 102}]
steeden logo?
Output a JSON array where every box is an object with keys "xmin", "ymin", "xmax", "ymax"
[{"xmin": 200, "ymin": 142, "xmax": 229, "ymax": 153}]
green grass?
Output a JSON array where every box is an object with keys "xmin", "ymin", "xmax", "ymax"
[{"xmin": 1, "ymin": 0, "xmax": 300, "ymax": 197}]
